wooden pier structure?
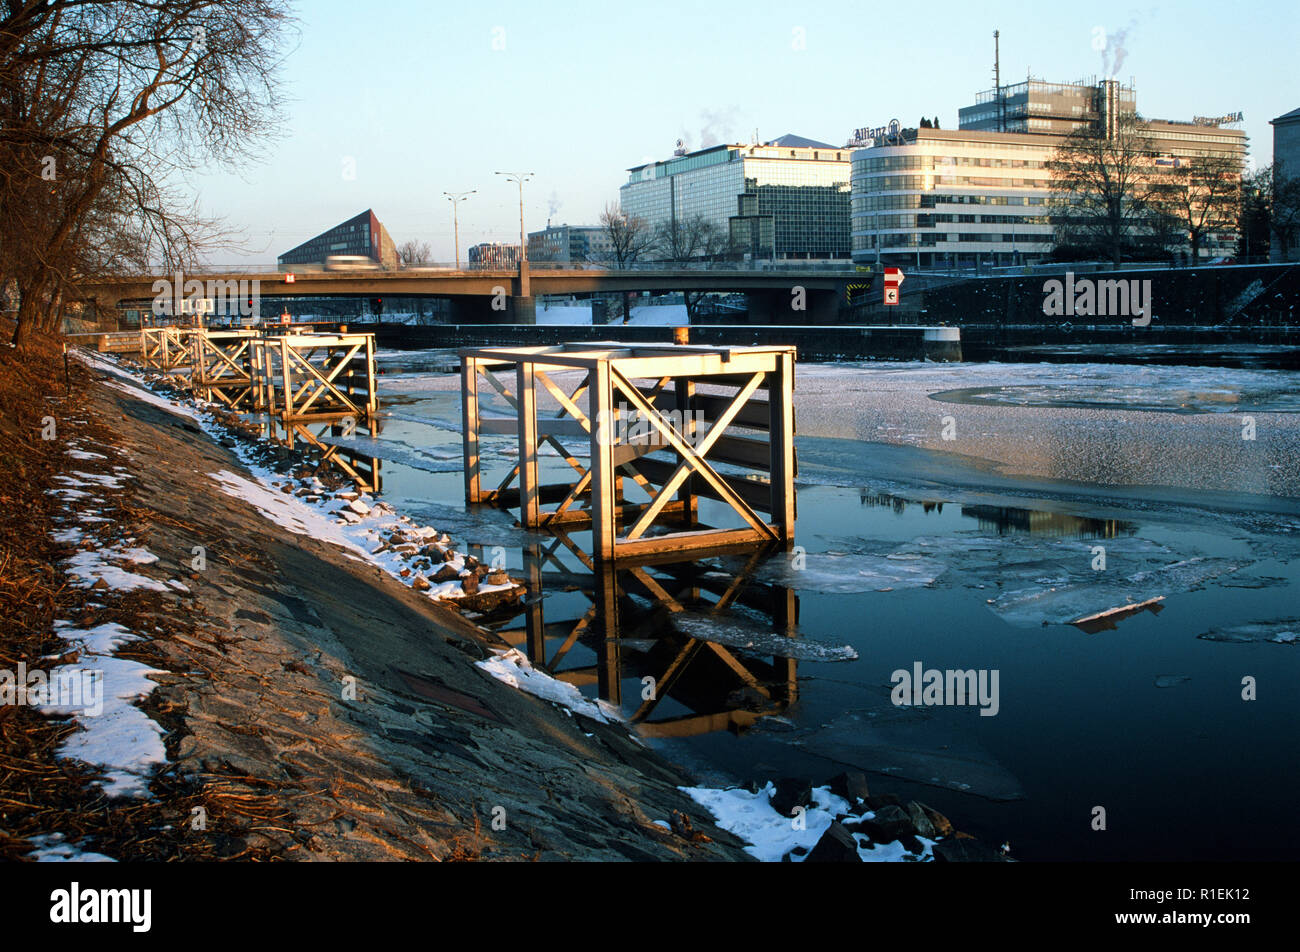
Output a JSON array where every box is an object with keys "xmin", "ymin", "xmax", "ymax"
[
  {"xmin": 138, "ymin": 326, "xmax": 197, "ymax": 376},
  {"xmin": 480, "ymin": 540, "xmax": 800, "ymax": 736},
  {"xmin": 249, "ymin": 331, "xmax": 381, "ymax": 491},
  {"xmin": 189, "ymin": 329, "xmax": 261, "ymax": 410},
  {"xmin": 460, "ymin": 342, "xmax": 796, "ymax": 562},
  {"xmin": 104, "ymin": 326, "xmax": 383, "ymax": 492}
]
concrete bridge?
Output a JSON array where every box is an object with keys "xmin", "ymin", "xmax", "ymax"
[{"xmin": 78, "ymin": 265, "xmax": 872, "ymax": 324}]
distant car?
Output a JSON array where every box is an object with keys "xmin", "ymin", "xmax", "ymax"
[
  {"xmin": 1206, "ymin": 256, "xmax": 1237, "ymax": 265},
  {"xmin": 324, "ymin": 255, "xmax": 382, "ymax": 272}
]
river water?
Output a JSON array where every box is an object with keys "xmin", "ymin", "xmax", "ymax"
[{"xmin": 357, "ymin": 353, "xmax": 1300, "ymax": 861}]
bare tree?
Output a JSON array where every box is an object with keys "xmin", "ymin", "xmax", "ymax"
[
  {"xmin": 1048, "ymin": 113, "xmax": 1161, "ymax": 266},
  {"xmin": 598, "ymin": 202, "xmax": 652, "ymax": 322},
  {"xmin": 653, "ymin": 214, "xmax": 730, "ymax": 320},
  {"xmin": 1148, "ymin": 152, "xmax": 1242, "ymax": 263},
  {"xmin": 599, "ymin": 202, "xmax": 651, "ymax": 269},
  {"xmin": 1260, "ymin": 164, "xmax": 1300, "ymax": 262},
  {"xmin": 1, "ymin": 1, "xmax": 295, "ymax": 349},
  {"xmin": 398, "ymin": 239, "xmax": 432, "ymax": 267}
]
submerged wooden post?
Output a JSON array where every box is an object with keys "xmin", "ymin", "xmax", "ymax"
[
  {"xmin": 461, "ymin": 355, "xmax": 481, "ymax": 504},
  {"xmin": 769, "ymin": 349, "xmax": 796, "ymax": 547},
  {"xmin": 589, "ymin": 358, "xmax": 616, "ymax": 562},
  {"xmin": 517, "ymin": 360, "xmax": 541, "ymax": 528}
]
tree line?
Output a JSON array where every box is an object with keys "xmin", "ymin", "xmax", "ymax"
[
  {"xmin": 1049, "ymin": 112, "xmax": 1299, "ymax": 266},
  {"xmin": 1, "ymin": 0, "xmax": 295, "ymax": 350}
]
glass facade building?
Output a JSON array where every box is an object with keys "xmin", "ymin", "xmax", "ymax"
[
  {"xmin": 277, "ymin": 209, "xmax": 398, "ymax": 269},
  {"xmin": 620, "ymin": 136, "xmax": 852, "ymax": 260},
  {"xmin": 1270, "ymin": 106, "xmax": 1300, "ymax": 261},
  {"xmin": 467, "ymin": 242, "xmax": 520, "ymax": 269},
  {"xmin": 526, "ymin": 224, "xmax": 615, "ymax": 263},
  {"xmin": 960, "ymin": 78, "xmax": 1137, "ymax": 137},
  {"xmin": 852, "ymin": 80, "xmax": 1248, "ymax": 267}
]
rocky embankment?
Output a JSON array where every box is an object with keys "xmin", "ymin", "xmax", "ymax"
[
  {"xmin": 27, "ymin": 354, "xmax": 754, "ymax": 860},
  {"xmin": 12, "ymin": 350, "xmax": 1012, "ymax": 863}
]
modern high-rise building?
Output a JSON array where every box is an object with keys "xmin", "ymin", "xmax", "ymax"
[
  {"xmin": 619, "ymin": 135, "xmax": 852, "ymax": 260},
  {"xmin": 1271, "ymin": 106, "xmax": 1300, "ymax": 262},
  {"xmin": 527, "ymin": 224, "xmax": 614, "ymax": 264},
  {"xmin": 277, "ymin": 209, "xmax": 398, "ymax": 269},
  {"xmin": 851, "ymin": 78, "xmax": 1248, "ymax": 268},
  {"xmin": 958, "ymin": 77, "xmax": 1137, "ymax": 137},
  {"xmin": 467, "ymin": 242, "xmax": 520, "ymax": 269}
]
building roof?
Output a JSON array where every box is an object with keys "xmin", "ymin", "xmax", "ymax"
[
  {"xmin": 1273, "ymin": 106, "xmax": 1300, "ymax": 125},
  {"xmin": 765, "ymin": 133, "xmax": 838, "ymax": 149},
  {"xmin": 278, "ymin": 209, "xmax": 376, "ymax": 261},
  {"xmin": 625, "ymin": 135, "xmax": 840, "ymax": 172}
]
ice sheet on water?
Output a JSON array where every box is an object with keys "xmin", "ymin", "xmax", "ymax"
[
  {"xmin": 316, "ymin": 433, "xmax": 465, "ymax": 474},
  {"xmin": 379, "ymin": 408, "xmax": 463, "ymax": 434},
  {"xmin": 986, "ymin": 556, "xmax": 1244, "ymax": 628},
  {"xmin": 736, "ymin": 547, "xmax": 944, "ymax": 594},
  {"xmin": 784, "ymin": 707, "xmax": 1025, "ymax": 802},
  {"xmin": 397, "ymin": 500, "xmax": 528, "ymax": 547},
  {"xmin": 798, "ymin": 360, "xmax": 1300, "ymax": 414},
  {"xmin": 670, "ymin": 612, "xmax": 858, "ymax": 662},
  {"xmin": 1197, "ymin": 619, "xmax": 1300, "ymax": 646}
]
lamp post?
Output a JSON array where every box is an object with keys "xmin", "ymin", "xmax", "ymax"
[
  {"xmin": 495, "ymin": 170, "xmax": 534, "ymax": 269},
  {"xmin": 443, "ymin": 190, "xmax": 475, "ymax": 270}
]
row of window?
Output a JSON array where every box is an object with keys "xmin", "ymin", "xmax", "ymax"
[
  {"xmin": 851, "ymin": 193, "xmax": 1051, "ymax": 212},
  {"xmin": 855, "ymin": 213, "xmax": 1053, "ymax": 229},
  {"xmin": 854, "ymin": 154, "xmax": 1050, "ymax": 172},
  {"xmin": 856, "ymin": 232, "xmax": 1053, "ymax": 248}
]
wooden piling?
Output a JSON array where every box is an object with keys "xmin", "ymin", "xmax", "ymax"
[{"xmin": 459, "ymin": 342, "xmax": 798, "ymax": 562}]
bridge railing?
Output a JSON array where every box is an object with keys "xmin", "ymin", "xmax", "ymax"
[{"xmin": 94, "ymin": 259, "xmax": 870, "ymax": 279}]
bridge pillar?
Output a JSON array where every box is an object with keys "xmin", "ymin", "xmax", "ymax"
[
  {"xmin": 449, "ymin": 296, "xmax": 500, "ymax": 324},
  {"xmin": 746, "ymin": 290, "xmax": 778, "ymax": 325},
  {"xmin": 510, "ymin": 296, "xmax": 537, "ymax": 325},
  {"xmin": 746, "ymin": 288, "xmax": 842, "ymax": 325}
]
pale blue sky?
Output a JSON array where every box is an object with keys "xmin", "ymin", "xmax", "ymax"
[{"xmin": 193, "ymin": 0, "xmax": 1299, "ymax": 265}]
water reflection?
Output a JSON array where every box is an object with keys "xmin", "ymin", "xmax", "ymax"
[
  {"xmin": 859, "ymin": 490, "xmax": 1136, "ymax": 539},
  {"xmin": 485, "ymin": 535, "xmax": 802, "ymax": 738},
  {"xmin": 249, "ymin": 412, "xmax": 384, "ymax": 493}
]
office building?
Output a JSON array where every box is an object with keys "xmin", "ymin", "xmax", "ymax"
[
  {"xmin": 467, "ymin": 242, "xmax": 520, "ymax": 269},
  {"xmin": 1271, "ymin": 106, "xmax": 1300, "ymax": 261},
  {"xmin": 851, "ymin": 78, "xmax": 1248, "ymax": 268},
  {"xmin": 527, "ymin": 224, "xmax": 614, "ymax": 264},
  {"xmin": 278, "ymin": 209, "xmax": 398, "ymax": 269},
  {"xmin": 620, "ymin": 135, "xmax": 852, "ymax": 260}
]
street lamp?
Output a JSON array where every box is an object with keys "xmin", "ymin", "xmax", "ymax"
[
  {"xmin": 443, "ymin": 190, "xmax": 475, "ymax": 270},
  {"xmin": 495, "ymin": 171, "xmax": 534, "ymax": 267}
]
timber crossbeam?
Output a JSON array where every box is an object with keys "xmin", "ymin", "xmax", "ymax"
[{"xmin": 460, "ymin": 341, "xmax": 797, "ymax": 562}]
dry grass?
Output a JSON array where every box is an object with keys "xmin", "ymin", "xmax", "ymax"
[{"xmin": 0, "ymin": 343, "xmax": 288, "ymax": 861}]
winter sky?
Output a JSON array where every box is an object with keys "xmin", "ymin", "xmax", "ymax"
[{"xmin": 192, "ymin": 0, "xmax": 1298, "ymax": 265}]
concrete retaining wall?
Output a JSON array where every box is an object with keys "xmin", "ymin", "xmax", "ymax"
[{"xmin": 372, "ymin": 323, "xmax": 962, "ymax": 362}]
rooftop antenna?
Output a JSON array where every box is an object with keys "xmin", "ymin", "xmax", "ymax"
[{"xmin": 993, "ymin": 30, "xmax": 1004, "ymax": 132}]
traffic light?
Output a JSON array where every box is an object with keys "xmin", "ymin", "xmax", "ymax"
[{"xmin": 370, "ymin": 297, "xmax": 383, "ymax": 316}]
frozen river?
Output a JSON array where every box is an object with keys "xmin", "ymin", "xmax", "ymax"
[{"xmin": 362, "ymin": 355, "xmax": 1300, "ymax": 860}]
